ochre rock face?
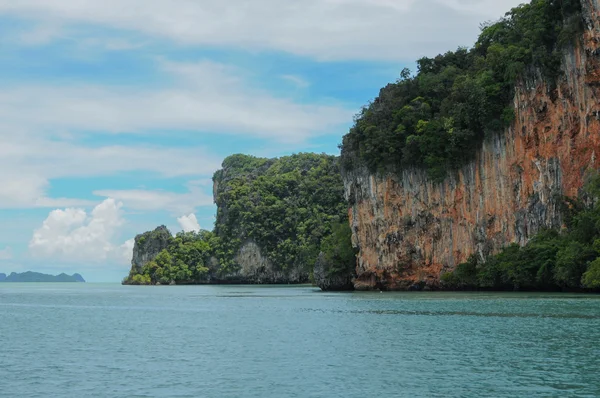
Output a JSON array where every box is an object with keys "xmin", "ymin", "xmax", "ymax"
[{"xmin": 344, "ymin": 1, "xmax": 600, "ymax": 290}]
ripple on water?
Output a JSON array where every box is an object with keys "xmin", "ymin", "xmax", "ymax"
[{"xmin": 1, "ymin": 284, "xmax": 599, "ymax": 398}]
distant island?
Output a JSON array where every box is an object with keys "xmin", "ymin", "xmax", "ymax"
[{"xmin": 0, "ymin": 272, "xmax": 85, "ymax": 282}]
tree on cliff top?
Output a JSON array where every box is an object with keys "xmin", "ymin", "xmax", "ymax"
[
  {"xmin": 125, "ymin": 153, "xmax": 351, "ymax": 284},
  {"xmin": 213, "ymin": 153, "xmax": 348, "ymax": 276},
  {"xmin": 341, "ymin": 0, "xmax": 583, "ymax": 180},
  {"xmin": 124, "ymin": 230, "xmax": 217, "ymax": 285}
]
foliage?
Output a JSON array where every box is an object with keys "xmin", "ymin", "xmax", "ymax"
[
  {"xmin": 582, "ymin": 258, "xmax": 600, "ymax": 289},
  {"xmin": 129, "ymin": 274, "xmax": 151, "ymax": 285},
  {"xmin": 341, "ymin": 0, "xmax": 583, "ymax": 180},
  {"xmin": 319, "ymin": 220, "xmax": 357, "ymax": 277},
  {"xmin": 442, "ymin": 176, "xmax": 600, "ymax": 291},
  {"xmin": 214, "ymin": 153, "xmax": 348, "ymax": 275},
  {"xmin": 124, "ymin": 230, "xmax": 217, "ymax": 285},
  {"xmin": 125, "ymin": 153, "xmax": 350, "ymax": 284},
  {"xmin": 440, "ymin": 255, "xmax": 479, "ymax": 288}
]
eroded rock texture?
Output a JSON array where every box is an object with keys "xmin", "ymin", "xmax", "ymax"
[
  {"xmin": 130, "ymin": 226, "xmax": 172, "ymax": 273},
  {"xmin": 220, "ymin": 241, "xmax": 309, "ymax": 284},
  {"xmin": 344, "ymin": 1, "xmax": 600, "ymax": 290}
]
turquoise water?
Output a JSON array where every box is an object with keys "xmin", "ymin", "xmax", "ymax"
[{"xmin": 1, "ymin": 284, "xmax": 599, "ymax": 397}]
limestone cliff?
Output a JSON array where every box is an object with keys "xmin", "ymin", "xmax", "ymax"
[
  {"xmin": 125, "ymin": 153, "xmax": 347, "ymax": 285},
  {"xmin": 130, "ymin": 226, "xmax": 172, "ymax": 274},
  {"xmin": 212, "ymin": 153, "xmax": 346, "ymax": 284},
  {"xmin": 344, "ymin": 0, "xmax": 600, "ymax": 290},
  {"xmin": 222, "ymin": 241, "xmax": 308, "ymax": 284}
]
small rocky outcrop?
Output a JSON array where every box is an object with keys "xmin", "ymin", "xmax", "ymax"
[
  {"xmin": 130, "ymin": 226, "xmax": 171, "ymax": 273},
  {"xmin": 314, "ymin": 252, "xmax": 355, "ymax": 291}
]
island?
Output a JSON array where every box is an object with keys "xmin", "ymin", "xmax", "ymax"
[
  {"xmin": 0, "ymin": 271, "xmax": 85, "ymax": 282},
  {"xmin": 124, "ymin": 0, "xmax": 600, "ymax": 292}
]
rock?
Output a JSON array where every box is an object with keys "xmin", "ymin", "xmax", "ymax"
[
  {"xmin": 343, "ymin": 1, "xmax": 600, "ymax": 290},
  {"xmin": 314, "ymin": 252, "xmax": 355, "ymax": 291},
  {"xmin": 0, "ymin": 272, "xmax": 85, "ymax": 282},
  {"xmin": 130, "ymin": 226, "xmax": 172, "ymax": 273},
  {"xmin": 211, "ymin": 153, "xmax": 345, "ymax": 285},
  {"xmin": 216, "ymin": 241, "xmax": 309, "ymax": 284}
]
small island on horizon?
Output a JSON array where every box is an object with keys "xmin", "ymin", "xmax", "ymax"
[{"xmin": 0, "ymin": 271, "xmax": 85, "ymax": 283}]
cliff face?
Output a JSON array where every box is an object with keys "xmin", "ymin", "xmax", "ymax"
[
  {"xmin": 130, "ymin": 226, "xmax": 172, "ymax": 274},
  {"xmin": 344, "ymin": 0, "xmax": 600, "ymax": 290},
  {"xmin": 222, "ymin": 241, "xmax": 308, "ymax": 284},
  {"xmin": 211, "ymin": 153, "xmax": 347, "ymax": 285},
  {"xmin": 126, "ymin": 153, "xmax": 347, "ymax": 285},
  {"xmin": 211, "ymin": 156, "xmax": 303, "ymax": 283}
]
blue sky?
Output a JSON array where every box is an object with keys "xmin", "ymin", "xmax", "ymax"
[{"xmin": 0, "ymin": 0, "xmax": 522, "ymax": 282}]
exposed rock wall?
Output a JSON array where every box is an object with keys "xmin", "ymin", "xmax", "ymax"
[
  {"xmin": 213, "ymin": 241, "xmax": 309, "ymax": 284},
  {"xmin": 344, "ymin": 1, "xmax": 600, "ymax": 290},
  {"xmin": 129, "ymin": 235, "xmax": 308, "ymax": 285},
  {"xmin": 211, "ymin": 153, "xmax": 346, "ymax": 285},
  {"xmin": 130, "ymin": 226, "xmax": 172, "ymax": 273}
]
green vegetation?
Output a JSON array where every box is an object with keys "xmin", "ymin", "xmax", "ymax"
[
  {"xmin": 214, "ymin": 153, "xmax": 348, "ymax": 275},
  {"xmin": 319, "ymin": 221, "xmax": 357, "ymax": 279},
  {"xmin": 124, "ymin": 153, "xmax": 351, "ymax": 285},
  {"xmin": 341, "ymin": 0, "xmax": 583, "ymax": 180},
  {"xmin": 124, "ymin": 0, "xmax": 591, "ymax": 288},
  {"xmin": 126, "ymin": 231, "xmax": 218, "ymax": 285},
  {"xmin": 442, "ymin": 174, "xmax": 600, "ymax": 291}
]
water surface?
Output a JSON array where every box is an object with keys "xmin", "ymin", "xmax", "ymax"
[{"xmin": 1, "ymin": 284, "xmax": 599, "ymax": 397}]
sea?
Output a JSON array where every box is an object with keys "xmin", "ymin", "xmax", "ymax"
[{"xmin": 1, "ymin": 283, "xmax": 599, "ymax": 397}]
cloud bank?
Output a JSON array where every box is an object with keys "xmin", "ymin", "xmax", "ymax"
[
  {"xmin": 0, "ymin": 61, "xmax": 351, "ymax": 143},
  {"xmin": 0, "ymin": 0, "xmax": 524, "ymax": 61},
  {"xmin": 177, "ymin": 214, "xmax": 201, "ymax": 233},
  {"xmin": 29, "ymin": 198, "xmax": 131, "ymax": 264}
]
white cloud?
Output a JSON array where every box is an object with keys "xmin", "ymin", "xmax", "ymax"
[
  {"xmin": 29, "ymin": 198, "xmax": 130, "ymax": 264},
  {"xmin": 177, "ymin": 213, "xmax": 201, "ymax": 233},
  {"xmin": 0, "ymin": 60, "xmax": 352, "ymax": 144},
  {"xmin": 18, "ymin": 22, "xmax": 63, "ymax": 45},
  {"xmin": 119, "ymin": 239, "xmax": 135, "ymax": 263},
  {"xmin": 280, "ymin": 75, "xmax": 310, "ymax": 89},
  {"xmin": 0, "ymin": 246, "xmax": 13, "ymax": 260},
  {"xmin": 0, "ymin": 58, "xmax": 352, "ymax": 210},
  {"xmin": 0, "ymin": 0, "xmax": 524, "ymax": 61},
  {"xmin": 0, "ymin": 170, "xmax": 98, "ymax": 208},
  {"xmin": 2, "ymin": 139, "xmax": 222, "ymax": 178},
  {"xmin": 0, "ymin": 46, "xmax": 359, "ymax": 207},
  {"xmin": 94, "ymin": 180, "xmax": 214, "ymax": 215},
  {"xmin": 0, "ymin": 133, "xmax": 224, "ymax": 209},
  {"xmin": 435, "ymin": 0, "xmax": 520, "ymax": 15}
]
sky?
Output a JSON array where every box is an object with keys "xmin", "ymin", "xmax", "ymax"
[{"xmin": 0, "ymin": 0, "xmax": 524, "ymax": 282}]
